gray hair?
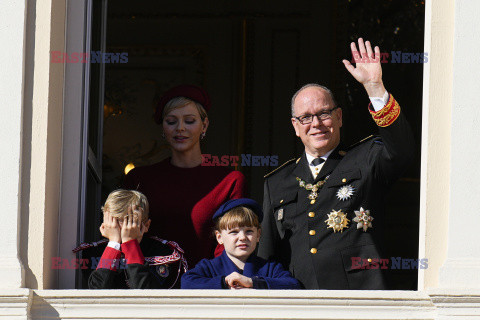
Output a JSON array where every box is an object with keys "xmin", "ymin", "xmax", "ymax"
[{"xmin": 291, "ymin": 83, "xmax": 337, "ymax": 117}]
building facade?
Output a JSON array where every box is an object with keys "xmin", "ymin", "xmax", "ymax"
[{"xmin": 1, "ymin": 0, "xmax": 479, "ymax": 319}]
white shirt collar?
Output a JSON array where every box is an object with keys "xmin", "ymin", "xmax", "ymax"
[{"xmin": 305, "ymin": 149, "xmax": 334, "ymax": 166}]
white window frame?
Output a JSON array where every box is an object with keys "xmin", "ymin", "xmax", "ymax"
[{"xmin": 57, "ymin": 0, "xmax": 107, "ymax": 289}]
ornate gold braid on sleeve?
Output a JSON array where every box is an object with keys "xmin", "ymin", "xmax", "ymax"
[{"xmin": 368, "ymin": 94, "xmax": 401, "ymax": 127}]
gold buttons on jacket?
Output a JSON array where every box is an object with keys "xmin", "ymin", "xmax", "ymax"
[
  {"xmin": 308, "ymin": 211, "xmax": 315, "ymax": 218},
  {"xmin": 367, "ymin": 258, "xmax": 372, "ymax": 263},
  {"xmin": 309, "ymin": 230, "xmax": 316, "ymax": 236},
  {"xmin": 280, "ymin": 199, "xmax": 284, "ymax": 204},
  {"xmin": 342, "ymin": 178, "xmax": 347, "ymax": 183},
  {"xmin": 310, "ymin": 248, "xmax": 317, "ymax": 254}
]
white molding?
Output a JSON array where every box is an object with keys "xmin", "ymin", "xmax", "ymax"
[
  {"xmin": 428, "ymin": 288, "xmax": 480, "ymax": 319},
  {"xmin": 0, "ymin": 289, "xmax": 477, "ymax": 320},
  {"xmin": 31, "ymin": 290, "xmax": 436, "ymax": 320},
  {"xmin": 0, "ymin": 0, "xmax": 27, "ymax": 289},
  {"xmin": 440, "ymin": 0, "xmax": 480, "ymax": 289},
  {"xmin": 57, "ymin": 0, "xmax": 89, "ymax": 289},
  {"xmin": 0, "ymin": 289, "xmax": 32, "ymax": 320},
  {"xmin": 418, "ymin": 0, "xmax": 455, "ymax": 290}
]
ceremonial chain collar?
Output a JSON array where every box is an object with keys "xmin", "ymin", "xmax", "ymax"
[{"xmin": 296, "ymin": 175, "xmax": 329, "ymax": 204}]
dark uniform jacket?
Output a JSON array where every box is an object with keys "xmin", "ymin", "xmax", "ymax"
[
  {"xmin": 258, "ymin": 102, "xmax": 414, "ymax": 290},
  {"xmin": 181, "ymin": 251, "xmax": 301, "ymax": 289},
  {"xmin": 78, "ymin": 237, "xmax": 186, "ymax": 289}
]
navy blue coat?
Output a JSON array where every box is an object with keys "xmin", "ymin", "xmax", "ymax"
[{"xmin": 181, "ymin": 251, "xmax": 301, "ymax": 289}]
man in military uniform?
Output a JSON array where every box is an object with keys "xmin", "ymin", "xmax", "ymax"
[{"xmin": 258, "ymin": 38, "xmax": 414, "ymax": 289}]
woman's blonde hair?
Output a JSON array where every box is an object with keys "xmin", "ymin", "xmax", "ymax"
[
  {"xmin": 102, "ymin": 189, "xmax": 149, "ymax": 221},
  {"xmin": 214, "ymin": 206, "xmax": 260, "ymax": 231},
  {"xmin": 162, "ymin": 97, "xmax": 208, "ymax": 122}
]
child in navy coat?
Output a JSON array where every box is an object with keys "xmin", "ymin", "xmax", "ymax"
[{"xmin": 181, "ymin": 198, "xmax": 301, "ymax": 289}]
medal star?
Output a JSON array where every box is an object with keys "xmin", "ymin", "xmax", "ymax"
[
  {"xmin": 336, "ymin": 185, "xmax": 355, "ymax": 201},
  {"xmin": 325, "ymin": 209, "xmax": 350, "ymax": 233},
  {"xmin": 353, "ymin": 207, "xmax": 374, "ymax": 232}
]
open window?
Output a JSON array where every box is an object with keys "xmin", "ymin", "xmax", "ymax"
[{"xmin": 59, "ymin": 0, "xmax": 424, "ymax": 289}]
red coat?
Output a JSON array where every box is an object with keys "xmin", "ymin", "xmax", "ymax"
[{"xmin": 123, "ymin": 158, "xmax": 246, "ymax": 267}]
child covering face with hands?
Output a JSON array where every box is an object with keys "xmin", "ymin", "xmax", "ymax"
[
  {"xmin": 100, "ymin": 197, "xmax": 150, "ymax": 245},
  {"xmin": 81, "ymin": 189, "xmax": 186, "ymax": 289},
  {"xmin": 181, "ymin": 198, "xmax": 301, "ymax": 289}
]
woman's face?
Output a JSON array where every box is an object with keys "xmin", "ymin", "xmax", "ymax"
[{"xmin": 162, "ymin": 102, "xmax": 208, "ymax": 154}]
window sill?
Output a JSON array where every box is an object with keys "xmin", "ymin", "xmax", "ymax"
[{"xmin": 0, "ymin": 288, "xmax": 477, "ymax": 319}]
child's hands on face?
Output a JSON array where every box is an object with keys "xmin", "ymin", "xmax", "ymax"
[
  {"xmin": 121, "ymin": 204, "xmax": 146, "ymax": 243},
  {"xmin": 100, "ymin": 211, "xmax": 122, "ymax": 243},
  {"xmin": 225, "ymin": 272, "xmax": 253, "ymax": 289}
]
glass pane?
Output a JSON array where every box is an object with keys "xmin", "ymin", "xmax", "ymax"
[{"xmin": 88, "ymin": 0, "xmax": 106, "ymax": 158}]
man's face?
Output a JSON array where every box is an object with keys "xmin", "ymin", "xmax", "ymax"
[{"xmin": 291, "ymin": 87, "xmax": 342, "ymax": 157}]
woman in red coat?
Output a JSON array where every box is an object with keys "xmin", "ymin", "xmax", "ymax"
[{"xmin": 123, "ymin": 85, "xmax": 246, "ymax": 267}]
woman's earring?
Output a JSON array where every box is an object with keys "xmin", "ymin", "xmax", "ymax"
[{"xmin": 200, "ymin": 132, "xmax": 206, "ymax": 140}]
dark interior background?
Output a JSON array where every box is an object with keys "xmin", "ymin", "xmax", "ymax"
[{"xmin": 85, "ymin": 0, "xmax": 424, "ymax": 289}]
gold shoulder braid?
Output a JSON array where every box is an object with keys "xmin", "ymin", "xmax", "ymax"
[
  {"xmin": 264, "ymin": 158, "xmax": 297, "ymax": 178},
  {"xmin": 369, "ymin": 94, "xmax": 401, "ymax": 127}
]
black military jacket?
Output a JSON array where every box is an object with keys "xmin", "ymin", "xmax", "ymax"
[
  {"xmin": 258, "ymin": 111, "xmax": 414, "ymax": 290},
  {"xmin": 83, "ymin": 237, "xmax": 185, "ymax": 289}
]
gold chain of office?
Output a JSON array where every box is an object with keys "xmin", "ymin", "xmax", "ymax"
[{"xmin": 296, "ymin": 176, "xmax": 329, "ymax": 204}]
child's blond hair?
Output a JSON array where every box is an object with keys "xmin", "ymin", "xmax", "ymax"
[
  {"xmin": 214, "ymin": 206, "xmax": 260, "ymax": 231},
  {"xmin": 102, "ymin": 189, "xmax": 149, "ymax": 221}
]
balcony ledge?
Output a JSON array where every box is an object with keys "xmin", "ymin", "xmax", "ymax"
[{"xmin": 0, "ymin": 288, "xmax": 479, "ymax": 319}]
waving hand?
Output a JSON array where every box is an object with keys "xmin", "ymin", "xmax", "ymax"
[{"xmin": 342, "ymin": 38, "xmax": 386, "ymax": 97}]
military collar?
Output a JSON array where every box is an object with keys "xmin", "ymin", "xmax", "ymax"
[
  {"xmin": 293, "ymin": 153, "xmax": 314, "ymax": 183},
  {"xmin": 305, "ymin": 149, "xmax": 334, "ymax": 167},
  {"xmin": 295, "ymin": 145, "xmax": 346, "ymax": 183},
  {"xmin": 314, "ymin": 144, "xmax": 346, "ymax": 182}
]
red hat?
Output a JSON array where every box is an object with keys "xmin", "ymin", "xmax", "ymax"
[{"xmin": 154, "ymin": 84, "xmax": 211, "ymax": 124}]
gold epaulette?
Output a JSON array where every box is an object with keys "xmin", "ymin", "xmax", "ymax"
[
  {"xmin": 347, "ymin": 135, "xmax": 376, "ymax": 150},
  {"xmin": 264, "ymin": 158, "xmax": 298, "ymax": 178},
  {"xmin": 369, "ymin": 94, "xmax": 401, "ymax": 127}
]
